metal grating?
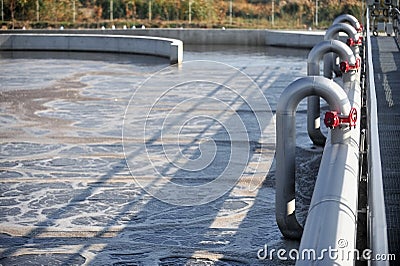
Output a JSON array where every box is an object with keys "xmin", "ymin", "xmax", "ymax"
[{"xmin": 372, "ymin": 36, "xmax": 400, "ymax": 263}]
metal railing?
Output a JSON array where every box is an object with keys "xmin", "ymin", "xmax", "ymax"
[{"xmin": 365, "ymin": 7, "xmax": 390, "ymax": 266}]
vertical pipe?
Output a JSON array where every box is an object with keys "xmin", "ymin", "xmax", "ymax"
[
  {"xmin": 1, "ymin": 0, "xmax": 3, "ymax": 22},
  {"xmin": 315, "ymin": 0, "xmax": 318, "ymax": 27}
]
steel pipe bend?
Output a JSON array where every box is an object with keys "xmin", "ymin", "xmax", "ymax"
[
  {"xmin": 324, "ymin": 23, "xmax": 360, "ymax": 79},
  {"xmin": 308, "ymin": 39, "xmax": 356, "ymax": 70},
  {"xmin": 306, "ymin": 40, "xmax": 355, "ymax": 146},
  {"xmin": 324, "ymin": 22, "xmax": 359, "ymax": 41},
  {"xmin": 276, "ymin": 76, "xmax": 351, "ymax": 240},
  {"xmin": 333, "ymin": 14, "xmax": 361, "ymax": 32},
  {"xmin": 277, "ymin": 76, "xmax": 351, "ymax": 114}
]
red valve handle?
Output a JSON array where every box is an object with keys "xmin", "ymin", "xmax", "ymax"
[
  {"xmin": 357, "ymin": 24, "xmax": 363, "ymax": 33},
  {"xmin": 340, "ymin": 58, "xmax": 361, "ymax": 73},
  {"xmin": 324, "ymin": 107, "xmax": 357, "ymax": 129},
  {"xmin": 346, "ymin": 37, "xmax": 363, "ymax": 47}
]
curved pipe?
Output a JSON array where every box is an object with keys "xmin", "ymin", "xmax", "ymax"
[
  {"xmin": 324, "ymin": 23, "xmax": 360, "ymax": 81},
  {"xmin": 308, "ymin": 40, "xmax": 356, "ymax": 75},
  {"xmin": 333, "ymin": 14, "xmax": 362, "ymax": 32},
  {"xmin": 276, "ymin": 76, "xmax": 351, "ymax": 239},
  {"xmin": 324, "ymin": 22, "xmax": 359, "ymax": 41},
  {"xmin": 307, "ymin": 40, "xmax": 356, "ymax": 146}
]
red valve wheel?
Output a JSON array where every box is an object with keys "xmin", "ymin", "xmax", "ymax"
[
  {"xmin": 324, "ymin": 108, "xmax": 358, "ymax": 129},
  {"xmin": 349, "ymin": 108, "xmax": 357, "ymax": 128}
]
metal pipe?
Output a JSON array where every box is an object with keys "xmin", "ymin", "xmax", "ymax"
[
  {"xmin": 307, "ymin": 40, "xmax": 356, "ymax": 146},
  {"xmin": 297, "ymin": 56, "xmax": 362, "ymax": 266},
  {"xmin": 333, "ymin": 14, "xmax": 362, "ymax": 32},
  {"xmin": 325, "ymin": 22, "xmax": 358, "ymax": 41},
  {"xmin": 325, "ymin": 22, "xmax": 360, "ymax": 55},
  {"xmin": 329, "ymin": 15, "xmax": 362, "ymax": 77},
  {"xmin": 276, "ymin": 76, "xmax": 351, "ymax": 239},
  {"xmin": 323, "ymin": 23, "xmax": 361, "ymax": 89}
]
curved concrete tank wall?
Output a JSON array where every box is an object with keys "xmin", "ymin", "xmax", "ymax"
[
  {"xmin": 0, "ymin": 34, "xmax": 183, "ymax": 64},
  {"xmin": 1, "ymin": 29, "xmax": 327, "ymax": 48}
]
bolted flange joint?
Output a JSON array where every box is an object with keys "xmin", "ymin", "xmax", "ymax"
[{"xmin": 324, "ymin": 107, "xmax": 357, "ymax": 129}]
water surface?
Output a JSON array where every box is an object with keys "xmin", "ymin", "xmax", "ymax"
[{"xmin": 0, "ymin": 47, "xmax": 321, "ymax": 265}]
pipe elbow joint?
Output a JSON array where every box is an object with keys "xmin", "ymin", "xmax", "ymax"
[
  {"xmin": 276, "ymin": 213, "xmax": 303, "ymax": 240},
  {"xmin": 333, "ymin": 14, "xmax": 362, "ymax": 33},
  {"xmin": 324, "ymin": 22, "xmax": 358, "ymax": 41},
  {"xmin": 308, "ymin": 40, "xmax": 355, "ymax": 73}
]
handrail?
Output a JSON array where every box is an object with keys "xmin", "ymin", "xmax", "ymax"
[{"xmin": 365, "ymin": 8, "xmax": 390, "ymax": 266}]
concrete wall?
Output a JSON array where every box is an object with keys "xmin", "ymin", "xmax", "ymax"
[
  {"xmin": 1, "ymin": 29, "xmax": 326, "ymax": 48},
  {"xmin": 0, "ymin": 33, "xmax": 183, "ymax": 64},
  {"xmin": 264, "ymin": 30, "xmax": 325, "ymax": 48}
]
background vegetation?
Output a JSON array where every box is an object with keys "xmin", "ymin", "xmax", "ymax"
[{"xmin": 1, "ymin": 0, "xmax": 363, "ymax": 29}]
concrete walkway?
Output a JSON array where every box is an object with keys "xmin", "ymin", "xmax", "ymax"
[{"xmin": 372, "ymin": 36, "xmax": 400, "ymax": 261}]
